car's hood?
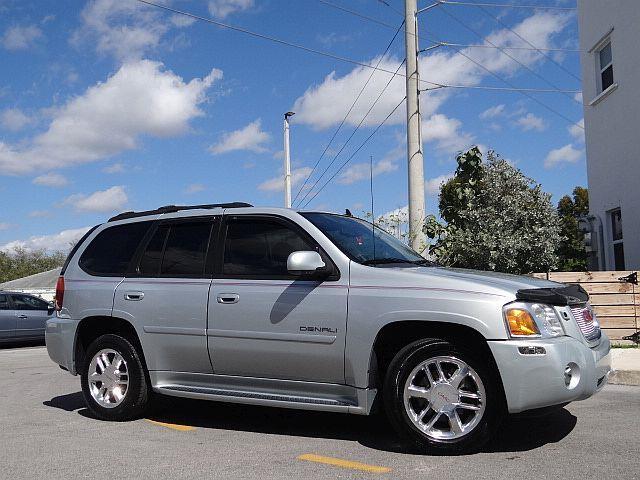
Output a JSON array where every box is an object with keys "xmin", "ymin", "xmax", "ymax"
[{"xmin": 390, "ymin": 265, "xmax": 561, "ymax": 297}]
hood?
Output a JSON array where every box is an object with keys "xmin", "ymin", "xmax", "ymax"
[{"xmin": 393, "ymin": 266, "xmax": 562, "ymax": 297}]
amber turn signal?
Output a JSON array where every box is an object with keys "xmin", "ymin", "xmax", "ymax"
[{"xmin": 505, "ymin": 308, "xmax": 540, "ymax": 336}]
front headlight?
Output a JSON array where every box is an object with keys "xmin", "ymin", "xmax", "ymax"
[{"xmin": 503, "ymin": 302, "xmax": 565, "ymax": 338}]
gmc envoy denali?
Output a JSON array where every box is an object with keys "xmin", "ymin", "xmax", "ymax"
[{"xmin": 45, "ymin": 202, "xmax": 611, "ymax": 453}]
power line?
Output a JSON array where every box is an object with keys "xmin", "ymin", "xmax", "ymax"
[
  {"xmin": 375, "ymin": 0, "xmax": 404, "ymax": 17},
  {"xmin": 439, "ymin": 0, "xmax": 577, "ymax": 10},
  {"xmin": 292, "ymin": 20, "xmax": 405, "ymax": 205},
  {"xmin": 421, "ymin": 83, "xmax": 580, "ymax": 93},
  {"xmin": 472, "ymin": 2, "xmax": 582, "ymax": 81},
  {"xmin": 296, "ymin": 59, "xmax": 406, "ymax": 208},
  {"xmin": 300, "ymin": 97, "xmax": 406, "ymax": 209},
  {"xmin": 438, "ymin": 6, "xmax": 581, "ymax": 104},
  {"xmin": 319, "ymin": 0, "xmax": 580, "ymax": 53}
]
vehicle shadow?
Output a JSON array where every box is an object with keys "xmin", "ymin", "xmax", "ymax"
[
  {"xmin": 0, "ymin": 339, "xmax": 45, "ymax": 349},
  {"xmin": 43, "ymin": 392, "xmax": 578, "ymax": 455}
]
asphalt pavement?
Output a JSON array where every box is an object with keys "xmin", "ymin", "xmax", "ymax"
[{"xmin": 1, "ymin": 345, "xmax": 639, "ymax": 479}]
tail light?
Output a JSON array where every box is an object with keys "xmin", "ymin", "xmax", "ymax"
[{"xmin": 54, "ymin": 276, "xmax": 65, "ymax": 311}]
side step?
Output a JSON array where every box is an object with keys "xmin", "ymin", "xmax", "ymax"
[{"xmin": 155, "ymin": 384, "xmax": 358, "ymax": 413}]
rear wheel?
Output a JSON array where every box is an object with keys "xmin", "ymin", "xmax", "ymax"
[
  {"xmin": 80, "ymin": 334, "xmax": 150, "ymax": 421},
  {"xmin": 383, "ymin": 338, "xmax": 504, "ymax": 454}
]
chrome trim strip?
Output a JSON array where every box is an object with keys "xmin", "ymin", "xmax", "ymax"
[{"xmin": 206, "ymin": 328, "xmax": 336, "ymax": 344}]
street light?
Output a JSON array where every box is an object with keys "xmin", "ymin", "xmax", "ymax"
[{"xmin": 283, "ymin": 111, "xmax": 295, "ymax": 208}]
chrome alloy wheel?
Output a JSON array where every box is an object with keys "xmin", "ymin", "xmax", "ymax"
[
  {"xmin": 403, "ymin": 355, "xmax": 486, "ymax": 440},
  {"xmin": 88, "ymin": 349, "xmax": 129, "ymax": 408}
]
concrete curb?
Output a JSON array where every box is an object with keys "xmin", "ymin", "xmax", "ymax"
[{"xmin": 609, "ymin": 348, "xmax": 640, "ymax": 386}]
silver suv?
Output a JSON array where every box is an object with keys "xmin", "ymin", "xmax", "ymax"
[{"xmin": 46, "ymin": 203, "xmax": 611, "ymax": 453}]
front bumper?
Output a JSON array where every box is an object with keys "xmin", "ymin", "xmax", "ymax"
[
  {"xmin": 488, "ymin": 333, "xmax": 611, "ymax": 413},
  {"xmin": 45, "ymin": 316, "xmax": 79, "ymax": 375}
]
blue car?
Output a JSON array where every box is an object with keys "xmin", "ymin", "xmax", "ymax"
[{"xmin": 0, "ymin": 291, "xmax": 54, "ymax": 342}]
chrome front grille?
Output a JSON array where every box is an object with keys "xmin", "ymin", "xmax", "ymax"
[{"xmin": 570, "ymin": 304, "xmax": 601, "ymax": 342}]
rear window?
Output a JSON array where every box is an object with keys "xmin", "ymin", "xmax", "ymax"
[{"xmin": 79, "ymin": 222, "xmax": 152, "ymax": 276}]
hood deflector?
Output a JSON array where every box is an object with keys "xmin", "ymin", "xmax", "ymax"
[{"xmin": 516, "ymin": 283, "xmax": 589, "ymax": 306}]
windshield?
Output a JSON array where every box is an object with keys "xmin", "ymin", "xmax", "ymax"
[{"xmin": 301, "ymin": 212, "xmax": 432, "ymax": 266}]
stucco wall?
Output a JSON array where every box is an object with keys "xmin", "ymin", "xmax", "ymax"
[{"xmin": 578, "ymin": 0, "xmax": 640, "ymax": 270}]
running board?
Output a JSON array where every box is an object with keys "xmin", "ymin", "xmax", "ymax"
[{"xmin": 154, "ymin": 384, "xmax": 364, "ymax": 413}]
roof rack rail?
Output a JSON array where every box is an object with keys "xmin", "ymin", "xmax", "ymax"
[{"xmin": 108, "ymin": 202, "xmax": 253, "ymax": 222}]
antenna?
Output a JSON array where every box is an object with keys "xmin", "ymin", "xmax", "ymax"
[{"xmin": 370, "ymin": 154, "xmax": 376, "ymax": 263}]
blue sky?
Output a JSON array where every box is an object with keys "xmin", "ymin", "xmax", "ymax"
[{"xmin": 0, "ymin": 0, "xmax": 585, "ymax": 251}]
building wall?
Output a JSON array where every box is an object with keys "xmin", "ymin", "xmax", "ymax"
[{"xmin": 578, "ymin": 0, "xmax": 640, "ymax": 270}]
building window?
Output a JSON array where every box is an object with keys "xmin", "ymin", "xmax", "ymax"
[
  {"xmin": 597, "ymin": 40, "xmax": 614, "ymax": 93},
  {"xmin": 610, "ymin": 208, "xmax": 625, "ymax": 270}
]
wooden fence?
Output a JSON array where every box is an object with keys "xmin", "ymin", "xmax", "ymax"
[{"xmin": 532, "ymin": 271, "xmax": 638, "ymax": 344}]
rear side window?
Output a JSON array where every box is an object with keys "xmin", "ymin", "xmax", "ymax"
[
  {"xmin": 136, "ymin": 219, "xmax": 216, "ymax": 277},
  {"xmin": 161, "ymin": 222, "xmax": 212, "ymax": 276},
  {"xmin": 79, "ymin": 222, "xmax": 152, "ymax": 276},
  {"xmin": 10, "ymin": 294, "xmax": 49, "ymax": 311},
  {"xmin": 0, "ymin": 294, "xmax": 11, "ymax": 310}
]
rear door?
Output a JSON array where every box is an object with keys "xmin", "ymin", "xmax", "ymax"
[
  {"xmin": 113, "ymin": 217, "xmax": 218, "ymax": 373},
  {"xmin": 208, "ymin": 215, "xmax": 348, "ymax": 384},
  {"xmin": 0, "ymin": 294, "xmax": 15, "ymax": 340},
  {"xmin": 10, "ymin": 294, "xmax": 49, "ymax": 339}
]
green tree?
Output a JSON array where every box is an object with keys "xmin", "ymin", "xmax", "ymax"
[
  {"xmin": 425, "ymin": 148, "xmax": 561, "ymax": 274},
  {"xmin": 0, "ymin": 248, "xmax": 66, "ymax": 284},
  {"xmin": 556, "ymin": 186, "xmax": 589, "ymax": 271}
]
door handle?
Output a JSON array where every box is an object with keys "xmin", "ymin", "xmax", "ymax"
[
  {"xmin": 17, "ymin": 314, "xmax": 28, "ymax": 319},
  {"xmin": 124, "ymin": 292, "xmax": 145, "ymax": 301},
  {"xmin": 217, "ymin": 293, "xmax": 239, "ymax": 304}
]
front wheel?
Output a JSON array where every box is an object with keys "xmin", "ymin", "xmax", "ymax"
[
  {"xmin": 383, "ymin": 338, "xmax": 504, "ymax": 454},
  {"xmin": 80, "ymin": 334, "xmax": 150, "ymax": 421}
]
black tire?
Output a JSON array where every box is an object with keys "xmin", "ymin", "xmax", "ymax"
[
  {"xmin": 80, "ymin": 334, "xmax": 150, "ymax": 421},
  {"xmin": 383, "ymin": 338, "xmax": 504, "ymax": 454}
]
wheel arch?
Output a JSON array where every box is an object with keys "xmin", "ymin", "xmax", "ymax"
[
  {"xmin": 368, "ymin": 320, "xmax": 506, "ymax": 400},
  {"xmin": 74, "ymin": 315, "xmax": 147, "ymax": 373}
]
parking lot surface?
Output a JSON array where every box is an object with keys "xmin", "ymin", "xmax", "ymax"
[{"xmin": 2, "ymin": 345, "xmax": 639, "ymax": 479}]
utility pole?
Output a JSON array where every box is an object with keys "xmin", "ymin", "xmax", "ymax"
[
  {"xmin": 404, "ymin": 0, "xmax": 426, "ymax": 253},
  {"xmin": 283, "ymin": 111, "xmax": 295, "ymax": 208}
]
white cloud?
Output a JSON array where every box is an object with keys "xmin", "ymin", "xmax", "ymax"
[
  {"xmin": 0, "ymin": 226, "xmax": 91, "ymax": 253},
  {"xmin": 292, "ymin": 12, "xmax": 569, "ymax": 130},
  {"xmin": 515, "ymin": 113, "xmax": 546, "ymax": 132},
  {"xmin": 574, "ymin": 92, "xmax": 583, "ymax": 103},
  {"xmin": 422, "ymin": 114, "xmax": 474, "ymax": 153},
  {"xmin": 2, "ymin": 25, "xmax": 42, "ymax": 50},
  {"xmin": 170, "ymin": 14, "xmax": 196, "ymax": 28},
  {"xmin": 337, "ymin": 157, "xmax": 398, "ymax": 185},
  {"xmin": 568, "ymin": 118, "xmax": 585, "ymax": 142},
  {"xmin": 208, "ymin": 0, "xmax": 254, "ymax": 19},
  {"xmin": 0, "ymin": 222, "xmax": 10, "ymax": 231},
  {"xmin": 184, "ymin": 183, "xmax": 206, "ymax": 194},
  {"xmin": 209, "ymin": 119, "xmax": 270, "ymax": 155},
  {"xmin": 544, "ymin": 144, "xmax": 583, "ymax": 169},
  {"xmin": 259, "ymin": 167, "xmax": 313, "ymax": 192},
  {"xmin": 0, "ymin": 60, "xmax": 222, "ymax": 175},
  {"xmin": 62, "ymin": 186, "xmax": 128, "ymax": 213},
  {"xmin": 72, "ymin": 0, "xmax": 169, "ymax": 61},
  {"xmin": 0, "ymin": 108, "xmax": 33, "ymax": 131},
  {"xmin": 102, "ymin": 162, "xmax": 125, "ymax": 174},
  {"xmin": 29, "ymin": 210, "xmax": 50, "ymax": 218},
  {"xmin": 425, "ymin": 174, "xmax": 453, "ymax": 196},
  {"xmin": 32, "ymin": 173, "xmax": 69, "ymax": 188},
  {"xmin": 479, "ymin": 104, "xmax": 505, "ymax": 120}
]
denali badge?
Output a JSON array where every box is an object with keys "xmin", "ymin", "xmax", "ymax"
[{"xmin": 300, "ymin": 326, "xmax": 337, "ymax": 334}]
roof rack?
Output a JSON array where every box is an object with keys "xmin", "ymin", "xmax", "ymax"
[{"xmin": 108, "ymin": 202, "xmax": 253, "ymax": 222}]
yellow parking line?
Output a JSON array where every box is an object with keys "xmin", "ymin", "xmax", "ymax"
[
  {"xmin": 297, "ymin": 454, "xmax": 391, "ymax": 474},
  {"xmin": 145, "ymin": 419, "xmax": 196, "ymax": 432}
]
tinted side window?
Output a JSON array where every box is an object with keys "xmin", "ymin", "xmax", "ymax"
[
  {"xmin": 223, "ymin": 218, "xmax": 314, "ymax": 277},
  {"xmin": 11, "ymin": 294, "xmax": 48, "ymax": 311},
  {"xmin": 79, "ymin": 222, "xmax": 152, "ymax": 276},
  {"xmin": 138, "ymin": 225, "xmax": 169, "ymax": 276},
  {"xmin": 160, "ymin": 222, "xmax": 212, "ymax": 276},
  {"xmin": 0, "ymin": 294, "xmax": 11, "ymax": 310}
]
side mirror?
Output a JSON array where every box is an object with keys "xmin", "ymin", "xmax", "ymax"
[
  {"xmin": 47, "ymin": 304, "xmax": 55, "ymax": 316},
  {"xmin": 287, "ymin": 251, "xmax": 327, "ymax": 276}
]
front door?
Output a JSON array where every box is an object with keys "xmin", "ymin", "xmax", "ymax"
[
  {"xmin": 10, "ymin": 294, "xmax": 50, "ymax": 339},
  {"xmin": 113, "ymin": 217, "xmax": 218, "ymax": 373},
  {"xmin": 208, "ymin": 215, "xmax": 348, "ymax": 384},
  {"xmin": 0, "ymin": 294, "xmax": 15, "ymax": 340}
]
